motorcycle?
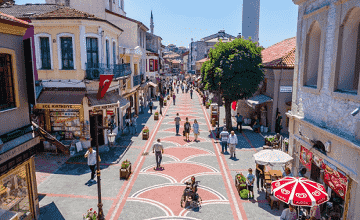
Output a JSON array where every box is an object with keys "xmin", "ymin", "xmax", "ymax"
[{"xmin": 180, "ymin": 181, "xmax": 202, "ymax": 209}]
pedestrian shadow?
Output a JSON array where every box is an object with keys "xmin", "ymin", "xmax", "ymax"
[
  {"xmin": 85, "ymin": 179, "xmax": 97, "ymax": 187},
  {"xmin": 39, "ymin": 202, "xmax": 66, "ymax": 220}
]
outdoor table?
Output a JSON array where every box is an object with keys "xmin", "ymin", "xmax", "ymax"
[{"xmin": 268, "ymin": 170, "xmax": 282, "ymax": 180}]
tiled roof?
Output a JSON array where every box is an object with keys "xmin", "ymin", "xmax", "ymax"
[
  {"xmin": 33, "ymin": 7, "xmax": 97, "ymax": 19},
  {"xmin": 0, "ymin": 4, "xmax": 63, "ymax": 18},
  {"xmin": 105, "ymin": 9, "xmax": 149, "ymax": 31},
  {"xmin": 0, "ymin": 11, "xmax": 29, "ymax": 26},
  {"xmin": 262, "ymin": 37, "xmax": 296, "ymax": 68},
  {"xmin": 196, "ymin": 58, "xmax": 209, "ymax": 63}
]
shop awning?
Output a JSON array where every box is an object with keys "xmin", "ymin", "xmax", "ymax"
[
  {"xmin": 86, "ymin": 91, "xmax": 129, "ymax": 108},
  {"xmin": 37, "ymin": 90, "xmax": 86, "ymax": 104},
  {"xmin": 141, "ymin": 81, "xmax": 158, "ymax": 88},
  {"xmin": 122, "ymin": 85, "xmax": 139, "ymax": 97},
  {"xmin": 246, "ymin": 94, "xmax": 273, "ymax": 108}
]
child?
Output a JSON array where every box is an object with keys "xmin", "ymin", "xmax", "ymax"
[{"xmin": 246, "ymin": 168, "xmax": 255, "ymax": 199}]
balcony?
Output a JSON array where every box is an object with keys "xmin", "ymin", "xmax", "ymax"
[
  {"xmin": 133, "ymin": 74, "xmax": 142, "ymax": 87},
  {"xmin": 85, "ymin": 63, "xmax": 132, "ymax": 80}
]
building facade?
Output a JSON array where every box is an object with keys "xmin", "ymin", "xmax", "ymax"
[
  {"xmin": 288, "ymin": 0, "xmax": 360, "ymax": 219},
  {"xmin": 0, "ymin": 12, "xmax": 40, "ymax": 219}
]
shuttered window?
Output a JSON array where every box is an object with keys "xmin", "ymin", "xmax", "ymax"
[
  {"xmin": 60, "ymin": 37, "xmax": 74, "ymax": 69},
  {"xmin": 40, "ymin": 37, "xmax": 51, "ymax": 69},
  {"xmin": 0, "ymin": 54, "xmax": 16, "ymax": 111}
]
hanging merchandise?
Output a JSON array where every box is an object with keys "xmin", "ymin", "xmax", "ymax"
[
  {"xmin": 300, "ymin": 146, "xmax": 313, "ymax": 170},
  {"xmin": 321, "ymin": 160, "xmax": 348, "ymax": 200}
]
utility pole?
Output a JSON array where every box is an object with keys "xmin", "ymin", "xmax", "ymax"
[{"xmin": 190, "ymin": 38, "xmax": 193, "ymax": 72}]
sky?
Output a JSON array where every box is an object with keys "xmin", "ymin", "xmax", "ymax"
[{"xmin": 15, "ymin": 0, "xmax": 298, "ymax": 48}]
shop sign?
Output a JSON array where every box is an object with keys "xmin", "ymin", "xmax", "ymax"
[
  {"xmin": 300, "ymin": 146, "xmax": 313, "ymax": 170},
  {"xmin": 50, "ymin": 112, "xmax": 79, "ymax": 117},
  {"xmin": 0, "ymin": 137, "xmax": 40, "ymax": 165},
  {"xmin": 36, "ymin": 104, "xmax": 81, "ymax": 110},
  {"xmin": 92, "ymin": 103, "xmax": 119, "ymax": 111},
  {"xmin": 0, "ymin": 124, "xmax": 33, "ymax": 144},
  {"xmin": 322, "ymin": 160, "xmax": 348, "ymax": 200},
  {"xmin": 280, "ymin": 86, "xmax": 292, "ymax": 93},
  {"xmin": 107, "ymin": 110, "xmax": 114, "ymax": 115}
]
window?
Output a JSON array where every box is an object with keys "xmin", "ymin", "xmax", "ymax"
[
  {"xmin": 113, "ymin": 41, "xmax": 116, "ymax": 65},
  {"xmin": 335, "ymin": 9, "xmax": 360, "ymax": 94},
  {"xmin": 121, "ymin": 0, "xmax": 124, "ymax": 10},
  {"xmin": 106, "ymin": 39, "xmax": 110, "ymax": 68},
  {"xmin": 86, "ymin": 37, "xmax": 99, "ymax": 67},
  {"xmin": 304, "ymin": 21, "xmax": 321, "ymax": 88},
  {"xmin": 40, "ymin": 37, "xmax": 51, "ymax": 69},
  {"xmin": 155, "ymin": 59, "xmax": 158, "ymax": 71},
  {"xmin": 0, "ymin": 54, "xmax": 16, "ymax": 111},
  {"xmin": 149, "ymin": 59, "xmax": 154, "ymax": 72},
  {"xmin": 60, "ymin": 37, "xmax": 74, "ymax": 69}
]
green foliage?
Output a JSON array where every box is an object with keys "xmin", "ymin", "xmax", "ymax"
[
  {"xmin": 201, "ymin": 37, "xmax": 264, "ymax": 101},
  {"xmin": 240, "ymin": 189, "xmax": 249, "ymax": 199},
  {"xmin": 236, "ymin": 173, "xmax": 247, "ymax": 183}
]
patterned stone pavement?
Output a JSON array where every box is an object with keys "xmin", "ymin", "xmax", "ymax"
[{"xmin": 35, "ymin": 90, "xmax": 285, "ymax": 220}]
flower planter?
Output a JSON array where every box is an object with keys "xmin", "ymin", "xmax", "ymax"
[
  {"xmin": 164, "ymin": 102, "xmax": 167, "ymax": 106},
  {"xmin": 206, "ymin": 105, "xmax": 210, "ymax": 109},
  {"xmin": 142, "ymin": 132, "xmax": 149, "ymax": 140},
  {"xmin": 235, "ymin": 174, "xmax": 247, "ymax": 193},
  {"xmin": 120, "ymin": 161, "xmax": 132, "ymax": 180},
  {"xmin": 154, "ymin": 114, "xmax": 159, "ymax": 120}
]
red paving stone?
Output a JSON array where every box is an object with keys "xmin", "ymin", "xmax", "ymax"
[
  {"xmin": 143, "ymin": 162, "xmax": 214, "ymax": 183},
  {"xmin": 163, "ymin": 147, "xmax": 211, "ymax": 161},
  {"xmin": 137, "ymin": 185, "xmax": 218, "ymax": 216},
  {"xmin": 160, "ymin": 136, "xmax": 207, "ymax": 145}
]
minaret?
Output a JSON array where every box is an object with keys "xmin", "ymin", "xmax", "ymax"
[
  {"xmin": 242, "ymin": 0, "xmax": 260, "ymax": 43},
  {"xmin": 150, "ymin": 10, "xmax": 154, "ymax": 34}
]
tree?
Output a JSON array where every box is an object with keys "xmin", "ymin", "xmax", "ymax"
[{"xmin": 201, "ymin": 37, "xmax": 264, "ymax": 131}]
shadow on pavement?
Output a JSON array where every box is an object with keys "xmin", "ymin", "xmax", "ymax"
[{"xmin": 39, "ymin": 202, "xmax": 66, "ymax": 220}]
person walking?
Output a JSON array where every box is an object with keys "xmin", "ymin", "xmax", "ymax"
[
  {"xmin": 193, "ymin": 119, "xmax": 200, "ymax": 142},
  {"xmin": 181, "ymin": 84, "xmax": 184, "ymax": 93},
  {"xmin": 190, "ymin": 88, "xmax": 193, "ymax": 99},
  {"xmin": 202, "ymin": 95, "xmax": 206, "ymax": 106},
  {"xmin": 139, "ymin": 98, "xmax": 144, "ymax": 114},
  {"xmin": 84, "ymin": 146, "xmax": 101, "ymax": 182},
  {"xmin": 176, "ymin": 85, "xmax": 179, "ymax": 94},
  {"xmin": 159, "ymin": 95, "xmax": 164, "ymax": 116},
  {"xmin": 173, "ymin": 93, "xmax": 176, "ymax": 105},
  {"xmin": 255, "ymin": 163, "xmax": 265, "ymax": 191},
  {"xmin": 152, "ymin": 139, "xmax": 164, "ymax": 170},
  {"xmin": 235, "ymin": 113, "xmax": 243, "ymax": 132},
  {"xmin": 227, "ymin": 131, "xmax": 238, "ymax": 158},
  {"xmin": 220, "ymin": 127, "xmax": 229, "ymax": 153},
  {"xmin": 184, "ymin": 117, "xmax": 191, "ymax": 142},
  {"xmin": 275, "ymin": 112, "xmax": 283, "ymax": 134},
  {"xmin": 131, "ymin": 114, "xmax": 138, "ymax": 134},
  {"xmin": 149, "ymin": 99, "xmax": 153, "ymax": 114},
  {"xmin": 174, "ymin": 113, "xmax": 181, "ymax": 135}
]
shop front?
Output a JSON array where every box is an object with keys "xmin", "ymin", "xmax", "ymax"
[
  {"xmin": 0, "ymin": 135, "xmax": 40, "ymax": 220},
  {"xmin": 34, "ymin": 89, "xmax": 86, "ymax": 149},
  {"xmin": 288, "ymin": 116, "xmax": 359, "ymax": 220},
  {"xmin": 85, "ymin": 91, "xmax": 129, "ymax": 146}
]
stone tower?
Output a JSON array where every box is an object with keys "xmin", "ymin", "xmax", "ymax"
[
  {"xmin": 242, "ymin": 0, "xmax": 260, "ymax": 43},
  {"xmin": 150, "ymin": 10, "xmax": 154, "ymax": 34}
]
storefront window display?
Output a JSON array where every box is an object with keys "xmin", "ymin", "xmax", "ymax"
[
  {"xmin": 50, "ymin": 109, "xmax": 81, "ymax": 140},
  {"xmin": 0, "ymin": 165, "xmax": 32, "ymax": 219}
]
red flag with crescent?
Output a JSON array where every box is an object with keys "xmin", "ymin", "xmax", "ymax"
[
  {"xmin": 97, "ymin": 74, "xmax": 113, "ymax": 100},
  {"xmin": 232, "ymin": 101, "xmax": 237, "ymax": 111}
]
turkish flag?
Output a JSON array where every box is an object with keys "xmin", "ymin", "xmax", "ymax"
[
  {"xmin": 97, "ymin": 74, "xmax": 113, "ymax": 100},
  {"xmin": 232, "ymin": 101, "xmax": 237, "ymax": 111}
]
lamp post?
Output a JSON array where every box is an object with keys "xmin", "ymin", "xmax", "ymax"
[
  {"xmin": 92, "ymin": 109, "xmax": 117, "ymax": 220},
  {"xmin": 216, "ymin": 83, "xmax": 221, "ymax": 139}
]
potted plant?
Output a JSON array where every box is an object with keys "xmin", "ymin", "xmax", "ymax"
[
  {"xmin": 154, "ymin": 111, "xmax": 159, "ymax": 120},
  {"xmin": 265, "ymin": 136, "xmax": 275, "ymax": 146},
  {"xmin": 235, "ymin": 173, "xmax": 247, "ymax": 192},
  {"xmin": 83, "ymin": 208, "xmax": 98, "ymax": 220},
  {"xmin": 142, "ymin": 126, "xmax": 149, "ymax": 140},
  {"xmin": 164, "ymin": 99, "xmax": 167, "ymax": 106},
  {"xmin": 239, "ymin": 189, "xmax": 249, "ymax": 200},
  {"xmin": 120, "ymin": 159, "xmax": 132, "ymax": 179}
]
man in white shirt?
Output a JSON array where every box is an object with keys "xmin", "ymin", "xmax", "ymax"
[
  {"xmin": 152, "ymin": 139, "xmax": 164, "ymax": 170},
  {"xmin": 227, "ymin": 131, "xmax": 238, "ymax": 159},
  {"xmin": 84, "ymin": 146, "xmax": 101, "ymax": 182},
  {"xmin": 280, "ymin": 204, "xmax": 297, "ymax": 220}
]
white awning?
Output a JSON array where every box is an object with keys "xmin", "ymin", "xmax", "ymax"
[{"xmin": 246, "ymin": 94, "xmax": 273, "ymax": 108}]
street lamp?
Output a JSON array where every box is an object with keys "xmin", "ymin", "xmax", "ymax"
[{"xmin": 216, "ymin": 83, "xmax": 221, "ymax": 139}]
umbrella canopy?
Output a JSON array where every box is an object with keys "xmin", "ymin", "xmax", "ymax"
[
  {"xmin": 253, "ymin": 149, "xmax": 293, "ymax": 166},
  {"xmin": 271, "ymin": 177, "xmax": 329, "ymax": 206}
]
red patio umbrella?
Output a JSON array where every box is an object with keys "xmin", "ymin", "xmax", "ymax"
[{"xmin": 271, "ymin": 177, "xmax": 329, "ymax": 207}]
